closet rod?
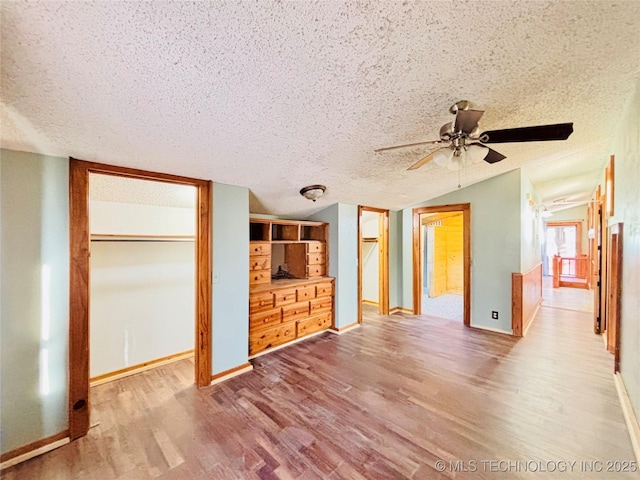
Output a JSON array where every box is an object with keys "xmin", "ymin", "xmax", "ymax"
[{"xmin": 91, "ymin": 234, "xmax": 195, "ymax": 242}]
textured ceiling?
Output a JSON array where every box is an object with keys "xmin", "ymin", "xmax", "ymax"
[
  {"xmin": 2, "ymin": 1, "xmax": 639, "ymax": 217},
  {"xmin": 90, "ymin": 174, "xmax": 196, "ymax": 209}
]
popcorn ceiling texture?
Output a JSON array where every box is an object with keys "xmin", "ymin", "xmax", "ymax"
[
  {"xmin": 1, "ymin": 1, "xmax": 638, "ymax": 216},
  {"xmin": 89, "ymin": 174, "xmax": 196, "ymax": 209}
]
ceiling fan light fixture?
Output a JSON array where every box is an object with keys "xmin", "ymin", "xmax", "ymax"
[
  {"xmin": 447, "ymin": 155, "xmax": 463, "ymax": 171},
  {"xmin": 466, "ymin": 144, "xmax": 489, "ymax": 163},
  {"xmin": 433, "ymin": 148, "xmax": 454, "ymax": 167},
  {"xmin": 300, "ymin": 184, "xmax": 326, "ymax": 202}
]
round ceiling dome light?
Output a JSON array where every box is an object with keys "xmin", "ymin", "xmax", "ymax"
[{"xmin": 299, "ymin": 184, "xmax": 326, "ymax": 202}]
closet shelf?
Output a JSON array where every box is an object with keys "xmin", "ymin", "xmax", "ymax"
[{"xmin": 90, "ymin": 234, "xmax": 195, "ymax": 242}]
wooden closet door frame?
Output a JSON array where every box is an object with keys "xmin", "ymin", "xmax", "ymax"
[
  {"xmin": 68, "ymin": 158, "xmax": 212, "ymax": 440},
  {"xmin": 412, "ymin": 203, "xmax": 471, "ymax": 326},
  {"xmin": 357, "ymin": 206, "xmax": 390, "ymax": 322}
]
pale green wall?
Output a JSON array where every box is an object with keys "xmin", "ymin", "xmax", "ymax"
[
  {"xmin": 212, "ymin": 183, "xmax": 249, "ymax": 374},
  {"xmin": 609, "ymin": 78, "xmax": 640, "ymax": 424},
  {"xmin": 520, "ymin": 170, "xmax": 543, "ymax": 272},
  {"xmin": 0, "ymin": 152, "xmax": 252, "ymax": 454},
  {"xmin": 307, "ymin": 203, "xmax": 358, "ymax": 328},
  {"xmin": 401, "ymin": 170, "xmax": 522, "ymax": 333},
  {"xmin": 1, "ymin": 150, "xmax": 69, "ymax": 454}
]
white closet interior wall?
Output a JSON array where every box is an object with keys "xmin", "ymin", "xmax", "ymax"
[
  {"xmin": 362, "ymin": 211, "xmax": 380, "ymax": 304},
  {"xmin": 89, "ymin": 175, "xmax": 196, "ymax": 379}
]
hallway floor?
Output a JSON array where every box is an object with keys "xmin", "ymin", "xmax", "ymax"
[{"xmin": 542, "ymin": 275, "xmax": 594, "ymax": 313}]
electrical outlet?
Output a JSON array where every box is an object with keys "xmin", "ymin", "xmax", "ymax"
[{"xmin": 491, "ymin": 311, "xmax": 499, "ymax": 320}]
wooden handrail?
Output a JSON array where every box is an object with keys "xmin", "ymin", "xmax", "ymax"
[{"xmin": 552, "ymin": 254, "xmax": 590, "ymax": 289}]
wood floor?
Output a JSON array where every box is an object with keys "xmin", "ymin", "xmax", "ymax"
[{"xmin": 4, "ymin": 305, "xmax": 636, "ymax": 479}]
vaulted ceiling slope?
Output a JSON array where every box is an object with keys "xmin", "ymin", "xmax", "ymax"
[{"xmin": 1, "ymin": 1, "xmax": 638, "ymax": 217}]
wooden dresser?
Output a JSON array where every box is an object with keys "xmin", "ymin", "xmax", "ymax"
[{"xmin": 248, "ymin": 218, "xmax": 334, "ymax": 356}]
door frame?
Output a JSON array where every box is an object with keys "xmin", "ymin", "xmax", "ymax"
[
  {"xmin": 68, "ymin": 158, "xmax": 212, "ymax": 440},
  {"xmin": 357, "ymin": 206, "xmax": 390, "ymax": 322},
  {"xmin": 592, "ymin": 186, "xmax": 603, "ymax": 334},
  {"xmin": 412, "ymin": 203, "xmax": 471, "ymax": 326},
  {"xmin": 607, "ymin": 223, "xmax": 623, "ymax": 367}
]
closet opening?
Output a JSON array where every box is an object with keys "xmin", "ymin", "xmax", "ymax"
[
  {"xmin": 357, "ymin": 206, "xmax": 389, "ymax": 322},
  {"xmin": 68, "ymin": 159, "xmax": 212, "ymax": 441},
  {"xmin": 88, "ymin": 174, "xmax": 197, "ymax": 387}
]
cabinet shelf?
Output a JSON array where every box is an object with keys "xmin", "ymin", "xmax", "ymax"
[
  {"xmin": 248, "ymin": 217, "xmax": 333, "ymax": 356},
  {"xmin": 250, "ymin": 221, "xmax": 271, "ymax": 242}
]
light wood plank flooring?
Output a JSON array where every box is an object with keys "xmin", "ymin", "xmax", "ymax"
[{"xmin": 3, "ymin": 305, "xmax": 636, "ymax": 479}]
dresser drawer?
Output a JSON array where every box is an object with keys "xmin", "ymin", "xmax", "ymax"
[
  {"xmin": 282, "ymin": 301, "xmax": 310, "ymax": 322},
  {"xmin": 250, "ymin": 292, "xmax": 275, "ymax": 313},
  {"xmin": 315, "ymin": 281, "xmax": 333, "ymax": 298},
  {"xmin": 249, "ymin": 269, "xmax": 270, "ymax": 286},
  {"xmin": 307, "ymin": 253, "xmax": 324, "ymax": 265},
  {"xmin": 250, "ymin": 255, "xmax": 271, "ymax": 271},
  {"xmin": 250, "ymin": 242, "xmax": 270, "ymax": 256},
  {"xmin": 250, "ymin": 308, "xmax": 282, "ymax": 331},
  {"xmin": 296, "ymin": 285, "xmax": 316, "ymax": 301},
  {"xmin": 297, "ymin": 313, "xmax": 331, "ymax": 338},
  {"xmin": 306, "ymin": 264, "xmax": 326, "ymax": 278},
  {"xmin": 307, "ymin": 242, "xmax": 325, "ymax": 253},
  {"xmin": 310, "ymin": 296, "xmax": 332, "ymax": 315},
  {"xmin": 274, "ymin": 288, "xmax": 297, "ymax": 307},
  {"xmin": 249, "ymin": 322, "xmax": 296, "ymax": 355}
]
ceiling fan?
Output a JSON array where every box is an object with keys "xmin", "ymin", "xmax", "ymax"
[{"xmin": 375, "ymin": 100, "xmax": 574, "ymax": 171}]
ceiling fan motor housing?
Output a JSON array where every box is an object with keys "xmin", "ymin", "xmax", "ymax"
[{"xmin": 439, "ymin": 122, "xmax": 454, "ymax": 140}]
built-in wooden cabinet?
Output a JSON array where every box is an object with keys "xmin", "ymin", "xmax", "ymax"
[
  {"xmin": 249, "ymin": 278, "xmax": 334, "ymax": 356},
  {"xmin": 248, "ymin": 218, "xmax": 333, "ymax": 356}
]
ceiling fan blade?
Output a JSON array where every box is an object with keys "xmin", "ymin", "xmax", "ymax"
[
  {"xmin": 480, "ymin": 123, "xmax": 574, "ymax": 144},
  {"xmin": 374, "ymin": 140, "xmax": 442, "ymax": 153},
  {"xmin": 407, "ymin": 148, "xmax": 445, "ymax": 170},
  {"xmin": 454, "ymin": 109, "xmax": 484, "ymax": 134},
  {"xmin": 483, "ymin": 148, "xmax": 506, "ymax": 164}
]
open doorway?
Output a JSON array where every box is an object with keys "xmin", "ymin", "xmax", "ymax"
[
  {"xmin": 357, "ymin": 206, "xmax": 389, "ymax": 322},
  {"xmin": 88, "ymin": 174, "xmax": 197, "ymax": 387},
  {"xmin": 412, "ymin": 204, "xmax": 470, "ymax": 326},
  {"xmin": 68, "ymin": 159, "xmax": 212, "ymax": 441},
  {"xmin": 420, "ymin": 211, "xmax": 464, "ymax": 321},
  {"xmin": 544, "ymin": 222, "xmax": 580, "ymax": 276}
]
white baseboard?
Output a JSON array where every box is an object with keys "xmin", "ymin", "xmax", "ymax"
[{"xmin": 613, "ymin": 372, "xmax": 640, "ymax": 464}]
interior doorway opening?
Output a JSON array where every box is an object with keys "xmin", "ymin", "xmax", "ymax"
[
  {"xmin": 412, "ymin": 204, "xmax": 470, "ymax": 326},
  {"xmin": 357, "ymin": 206, "xmax": 389, "ymax": 322},
  {"xmin": 420, "ymin": 211, "xmax": 464, "ymax": 321},
  {"xmin": 543, "ymin": 221, "xmax": 581, "ymax": 277}
]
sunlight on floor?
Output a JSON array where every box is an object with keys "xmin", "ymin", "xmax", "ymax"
[{"xmin": 542, "ymin": 275, "xmax": 593, "ymax": 313}]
